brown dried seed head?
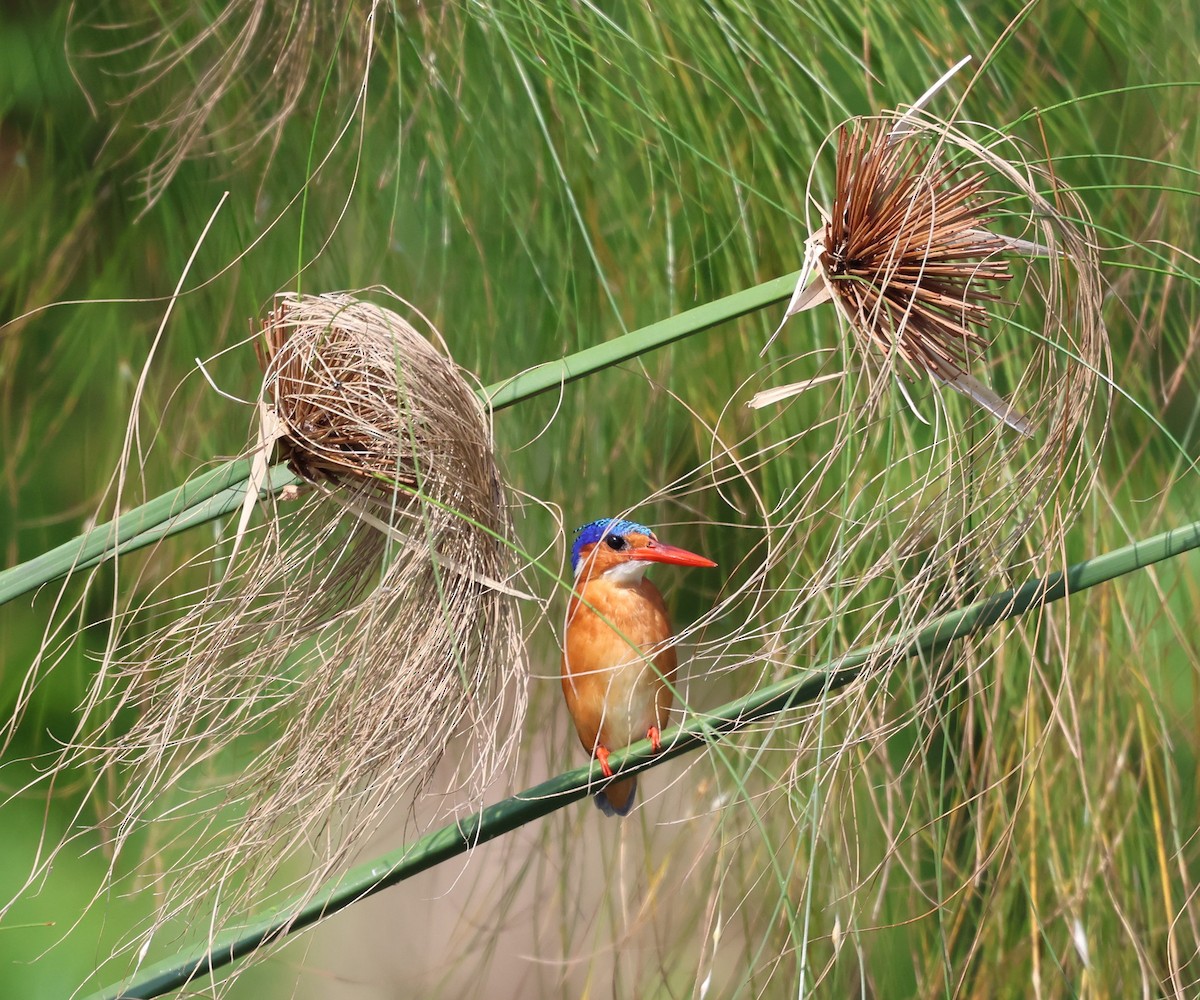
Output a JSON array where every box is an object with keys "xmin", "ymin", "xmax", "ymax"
[
  {"xmin": 257, "ymin": 293, "xmax": 504, "ymax": 539},
  {"xmin": 824, "ymin": 117, "xmax": 1013, "ymax": 385}
]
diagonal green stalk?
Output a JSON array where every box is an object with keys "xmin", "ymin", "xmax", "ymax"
[
  {"xmin": 88, "ymin": 520, "xmax": 1200, "ymax": 1000},
  {"xmin": 0, "ymin": 460, "xmax": 256, "ymax": 606},
  {"xmin": 0, "ymin": 271, "xmax": 798, "ymax": 608}
]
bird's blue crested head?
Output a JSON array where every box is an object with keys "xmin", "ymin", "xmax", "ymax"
[{"xmin": 571, "ymin": 517, "xmax": 653, "ymax": 575}]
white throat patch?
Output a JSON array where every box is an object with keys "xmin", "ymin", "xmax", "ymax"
[{"xmin": 601, "ymin": 560, "xmax": 649, "ymax": 585}]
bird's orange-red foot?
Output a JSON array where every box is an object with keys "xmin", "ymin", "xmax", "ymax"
[
  {"xmin": 596, "ymin": 745, "xmax": 614, "ymax": 778},
  {"xmin": 648, "ymin": 726, "xmax": 662, "ymax": 753}
]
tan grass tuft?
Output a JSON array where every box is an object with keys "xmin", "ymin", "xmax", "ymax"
[
  {"xmin": 255, "ymin": 293, "xmax": 511, "ymax": 571},
  {"xmin": 13, "ymin": 290, "xmax": 529, "ymax": 972}
]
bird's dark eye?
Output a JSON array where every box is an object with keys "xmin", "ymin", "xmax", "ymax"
[{"xmin": 605, "ymin": 535, "xmax": 628, "ymax": 551}]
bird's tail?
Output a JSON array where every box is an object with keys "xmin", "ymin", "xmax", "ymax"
[{"xmin": 594, "ymin": 775, "xmax": 637, "ymax": 817}]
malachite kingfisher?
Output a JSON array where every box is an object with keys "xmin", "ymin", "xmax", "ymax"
[{"xmin": 561, "ymin": 517, "xmax": 716, "ymax": 817}]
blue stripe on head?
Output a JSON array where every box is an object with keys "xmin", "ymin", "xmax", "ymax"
[{"xmin": 571, "ymin": 517, "xmax": 652, "ymax": 574}]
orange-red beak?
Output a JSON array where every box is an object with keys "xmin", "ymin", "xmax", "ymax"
[{"xmin": 631, "ymin": 540, "xmax": 717, "ymax": 568}]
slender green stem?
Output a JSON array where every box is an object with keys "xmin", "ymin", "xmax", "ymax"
[
  {"xmin": 483, "ymin": 270, "xmax": 799, "ymax": 408},
  {"xmin": 88, "ymin": 520, "xmax": 1200, "ymax": 1000},
  {"xmin": 0, "ymin": 272, "xmax": 798, "ymax": 608},
  {"xmin": 0, "ymin": 461, "xmax": 254, "ymax": 607}
]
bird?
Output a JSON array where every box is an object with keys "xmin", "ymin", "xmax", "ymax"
[{"xmin": 561, "ymin": 517, "xmax": 716, "ymax": 817}]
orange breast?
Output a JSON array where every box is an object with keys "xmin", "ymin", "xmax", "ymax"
[{"xmin": 560, "ymin": 576, "xmax": 677, "ymax": 758}]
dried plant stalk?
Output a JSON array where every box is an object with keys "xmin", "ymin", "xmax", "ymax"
[{"xmin": 8, "ymin": 290, "xmax": 528, "ymax": 976}]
